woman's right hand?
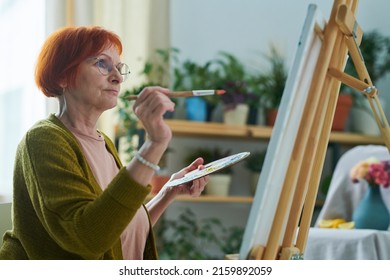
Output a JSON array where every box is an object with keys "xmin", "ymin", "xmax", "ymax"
[{"xmin": 132, "ymin": 86, "xmax": 175, "ymax": 147}]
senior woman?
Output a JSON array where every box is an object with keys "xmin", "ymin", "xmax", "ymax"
[{"xmin": 0, "ymin": 26, "xmax": 208, "ymax": 260}]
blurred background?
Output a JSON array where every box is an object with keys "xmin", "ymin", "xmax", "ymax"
[{"xmin": 1, "ymin": 0, "xmax": 389, "ymax": 259}]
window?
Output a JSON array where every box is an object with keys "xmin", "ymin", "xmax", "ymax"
[{"xmin": 0, "ymin": 0, "xmax": 46, "ymax": 203}]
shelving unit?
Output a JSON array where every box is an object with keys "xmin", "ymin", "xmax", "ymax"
[
  {"xmin": 164, "ymin": 119, "xmax": 384, "ymax": 145},
  {"xmin": 145, "ymin": 120, "xmax": 384, "ymax": 206},
  {"xmin": 147, "ymin": 194, "xmax": 325, "ymax": 206},
  {"xmin": 147, "ymin": 194, "xmax": 253, "ymax": 203}
]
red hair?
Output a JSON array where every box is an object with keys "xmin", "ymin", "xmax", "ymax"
[{"xmin": 35, "ymin": 26, "xmax": 123, "ymax": 97}]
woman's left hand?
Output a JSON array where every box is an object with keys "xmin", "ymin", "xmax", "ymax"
[
  {"xmin": 162, "ymin": 157, "xmax": 209, "ymax": 198},
  {"xmin": 146, "ymin": 157, "xmax": 208, "ymax": 225}
]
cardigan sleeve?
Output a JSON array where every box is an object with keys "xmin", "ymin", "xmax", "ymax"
[{"xmin": 21, "ymin": 122, "xmax": 151, "ymax": 259}]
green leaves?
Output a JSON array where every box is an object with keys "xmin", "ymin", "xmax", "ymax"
[
  {"xmin": 155, "ymin": 208, "xmax": 244, "ymax": 259},
  {"xmin": 244, "ymin": 150, "xmax": 267, "ymax": 172}
]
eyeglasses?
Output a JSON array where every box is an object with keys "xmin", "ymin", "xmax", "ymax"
[{"xmin": 91, "ymin": 57, "xmax": 131, "ymax": 81}]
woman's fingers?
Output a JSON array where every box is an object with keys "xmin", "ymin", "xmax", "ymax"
[{"xmin": 189, "ymin": 175, "xmax": 208, "ymax": 196}]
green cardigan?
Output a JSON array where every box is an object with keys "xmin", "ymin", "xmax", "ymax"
[{"xmin": 0, "ymin": 114, "xmax": 158, "ymax": 259}]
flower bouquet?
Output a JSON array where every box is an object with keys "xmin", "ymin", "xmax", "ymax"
[
  {"xmin": 350, "ymin": 157, "xmax": 390, "ymax": 230},
  {"xmin": 350, "ymin": 157, "xmax": 390, "ymax": 187}
]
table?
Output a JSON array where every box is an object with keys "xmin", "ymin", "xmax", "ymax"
[{"xmin": 304, "ymin": 228, "xmax": 390, "ymax": 260}]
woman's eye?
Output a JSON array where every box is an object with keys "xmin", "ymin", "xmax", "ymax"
[{"xmin": 97, "ymin": 59, "xmax": 109, "ymax": 70}]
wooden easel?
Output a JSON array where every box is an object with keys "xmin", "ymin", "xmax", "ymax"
[{"xmin": 248, "ymin": 0, "xmax": 390, "ymax": 260}]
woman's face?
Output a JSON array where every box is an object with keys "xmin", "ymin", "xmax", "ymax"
[{"xmin": 68, "ymin": 45, "xmax": 124, "ymax": 113}]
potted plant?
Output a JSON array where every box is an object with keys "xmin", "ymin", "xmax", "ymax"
[
  {"xmin": 184, "ymin": 147, "xmax": 233, "ymax": 196},
  {"xmin": 117, "ymin": 84, "xmax": 148, "ymax": 160},
  {"xmin": 155, "ymin": 208, "xmax": 244, "ymax": 259},
  {"xmin": 244, "ymin": 150, "xmax": 267, "ymax": 194},
  {"xmin": 344, "ymin": 30, "xmax": 390, "ymax": 134},
  {"xmin": 216, "ymin": 52, "xmax": 257, "ymax": 125},
  {"xmin": 117, "ymin": 48, "xmax": 180, "ymax": 168},
  {"xmin": 331, "ymin": 93, "xmax": 353, "ymax": 131},
  {"xmin": 256, "ymin": 45, "xmax": 288, "ymax": 126},
  {"xmin": 172, "ymin": 58, "xmax": 222, "ymax": 122}
]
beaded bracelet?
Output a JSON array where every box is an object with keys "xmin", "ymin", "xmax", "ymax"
[{"xmin": 134, "ymin": 153, "xmax": 160, "ymax": 172}]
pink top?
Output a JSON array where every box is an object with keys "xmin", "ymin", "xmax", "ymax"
[{"xmin": 69, "ymin": 126, "xmax": 149, "ymax": 259}]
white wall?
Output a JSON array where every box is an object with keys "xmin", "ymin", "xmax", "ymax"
[
  {"xmin": 163, "ymin": 0, "xmax": 390, "ymax": 255},
  {"xmin": 0, "ymin": 203, "xmax": 12, "ymax": 246},
  {"xmin": 170, "ymin": 0, "xmax": 390, "ymax": 107}
]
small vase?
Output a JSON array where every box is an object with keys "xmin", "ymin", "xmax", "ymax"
[
  {"xmin": 266, "ymin": 108, "xmax": 278, "ymax": 126},
  {"xmin": 206, "ymin": 174, "xmax": 232, "ymax": 196},
  {"xmin": 350, "ymin": 98, "xmax": 386, "ymax": 136},
  {"xmin": 186, "ymin": 97, "xmax": 207, "ymax": 122},
  {"xmin": 223, "ymin": 104, "xmax": 249, "ymax": 125},
  {"xmin": 250, "ymin": 172, "xmax": 260, "ymax": 195},
  {"xmin": 331, "ymin": 94, "xmax": 352, "ymax": 131},
  {"xmin": 352, "ymin": 184, "xmax": 390, "ymax": 230}
]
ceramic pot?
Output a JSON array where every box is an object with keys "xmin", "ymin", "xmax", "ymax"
[
  {"xmin": 250, "ymin": 172, "xmax": 260, "ymax": 195},
  {"xmin": 266, "ymin": 108, "xmax": 278, "ymax": 126},
  {"xmin": 206, "ymin": 174, "xmax": 232, "ymax": 196},
  {"xmin": 223, "ymin": 104, "xmax": 249, "ymax": 125},
  {"xmin": 352, "ymin": 184, "xmax": 390, "ymax": 230},
  {"xmin": 350, "ymin": 98, "xmax": 386, "ymax": 135},
  {"xmin": 186, "ymin": 97, "xmax": 207, "ymax": 122},
  {"xmin": 332, "ymin": 94, "xmax": 352, "ymax": 131}
]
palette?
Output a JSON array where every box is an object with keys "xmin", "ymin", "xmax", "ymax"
[{"xmin": 165, "ymin": 151, "xmax": 250, "ymax": 187}]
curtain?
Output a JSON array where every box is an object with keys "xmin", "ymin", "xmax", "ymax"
[
  {"xmin": 93, "ymin": 0, "xmax": 170, "ymax": 140},
  {"xmin": 0, "ymin": 0, "xmax": 46, "ymax": 203},
  {"xmin": 44, "ymin": 0, "xmax": 170, "ymax": 140}
]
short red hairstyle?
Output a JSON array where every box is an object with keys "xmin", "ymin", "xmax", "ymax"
[{"xmin": 35, "ymin": 26, "xmax": 123, "ymax": 97}]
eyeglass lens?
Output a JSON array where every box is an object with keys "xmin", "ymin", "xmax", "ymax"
[{"xmin": 95, "ymin": 57, "xmax": 130, "ymax": 79}]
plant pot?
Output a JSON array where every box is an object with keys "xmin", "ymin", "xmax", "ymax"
[
  {"xmin": 350, "ymin": 98, "xmax": 386, "ymax": 135},
  {"xmin": 150, "ymin": 175, "xmax": 170, "ymax": 194},
  {"xmin": 247, "ymin": 107, "xmax": 258, "ymax": 125},
  {"xmin": 331, "ymin": 94, "xmax": 352, "ymax": 131},
  {"xmin": 206, "ymin": 174, "xmax": 232, "ymax": 196},
  {"xmin": 223, "ymin": 104, "xmax": 249, "ymax": 125},
  {"xmin": 266, "ymin": 108, "xmax": 278, "ymax": 126},
  {"xmin": 186, "ymin": 97, "xmax": 207, "ymax": 122},
  {"xmin": 250, "ymin": 172, "xmax": 260, "ymax": 195}
]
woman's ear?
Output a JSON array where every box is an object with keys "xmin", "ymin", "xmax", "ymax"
[
  {"xmin": 58, "ymin": 79, "xmax": 68, "ymax": 95},
  {"xmin": 59, "ymin": 80, "xmax": 67, "ymax": 89}
]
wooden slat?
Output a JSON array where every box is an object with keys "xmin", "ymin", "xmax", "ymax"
[
  {"xmin": 162, "ymin": 120, "xmax": 384, "ymax": 145},
  {"xmin": 329, "ymin": 131, "xmax": 384, "ymax": 144},
  {"xmin": 145, "ymin": 194, "xmax": 325, "ymax": 206},
  {"xmin": 164, "ymin": 120, "xmax": 249, "ymax": 138},
  {"xmin": 175, "ymin": 195, "xmax": 253, "ymax": 203},
  {"xmin": 145, "ymin": 194, "xmax": 253, "ymax": 203}
]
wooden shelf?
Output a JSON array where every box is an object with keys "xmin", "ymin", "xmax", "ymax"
[
  {"xmin": 137, "ymin": 120, "xmax": 378, "ymax": 208},
  {"xmin": 176, "ymin": 195, "xmax": 253, "ymax": 203},
  {"xmin": 146, "ymin": 194, "xmax": 252, "ymax": 203},
  {"xmin": 146, "ymin": 194, "xmax": 324, "ymax": 206},
  {"xmin": 164, "ymin": 120, "xmax": 249, "ymax": 138},
  {"xmin": 164, "ymin": 120, "xmax": 384, "ymax": 145},
  {"xmin": 327, "ymin": 131, "xmax": 383, "ymax": 144}
]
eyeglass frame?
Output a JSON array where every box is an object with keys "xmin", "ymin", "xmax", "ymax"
[{"xmin": 90, "ymin": 56, "xmax": 131, "ymax": 81}]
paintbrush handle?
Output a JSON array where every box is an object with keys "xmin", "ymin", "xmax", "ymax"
[{"xmin": 127, "ymin": 90, "xmax": 225, "ymax": 100}]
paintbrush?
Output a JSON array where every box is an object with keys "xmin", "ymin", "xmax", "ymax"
[{"xmin": 127, "ymin": 89, "xmax": 225, "ymax": 100}]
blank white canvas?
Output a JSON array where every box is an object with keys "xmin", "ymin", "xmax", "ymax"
[{"xmin": 239, "ymin": 4, "xmax": 327, "ymax": 259}]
